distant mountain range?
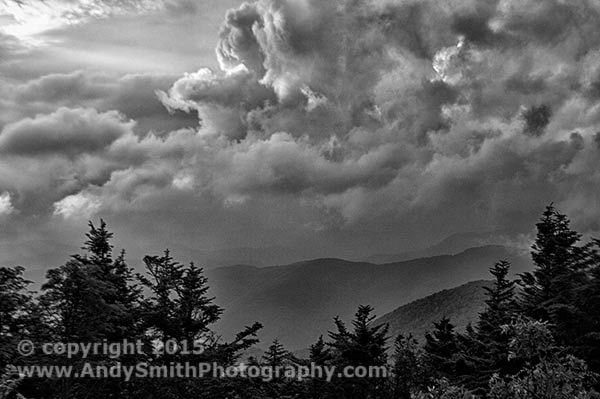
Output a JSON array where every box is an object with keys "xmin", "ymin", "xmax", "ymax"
[
  {"xmin": 366, "ymin": 231, "xmax": 530, "ymax": 264},
  {"xmin": 1, "ymin": 230, "xmax": 530, "ymax": 280},
  {"xmin": 206, "ymin": 245, "xmax": 531, "ymax": 350},
  {"xmin": 188, "ymin": 246, "xmax": 309, "ymax": 269},
  {"xmin": 373, "ymin": 280, "xmax": 491, "ymax": 342},
  {"xmin": 1, "ymin": 233, "xmax": 532, "ymax": 352}
]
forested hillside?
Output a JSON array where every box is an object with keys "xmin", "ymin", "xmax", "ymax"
[
  {"xmin": 207, "ymin": 247, "xmax": 529, "ymax": 350},
  {"xmin": 1, "ymin": 205, "xmax": 600, "ymax": 399},
  {"xmin": 374, "ymin": 280, "xmax": 491, "ymax": 342}
]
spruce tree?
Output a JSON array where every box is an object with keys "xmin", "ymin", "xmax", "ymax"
[
  {"xmin": 41, "ymin": 220, "xmax": 139, "ymax": 342},
  {"xmin": 39, "ymin": 220, "xmax": 142, "ymax": 398},
  {"xmin": 308, "ymin": 336, "xmax": 333, "ymax": 399},
  {"xmin": 328, "ymin": 305, "xmax": 389, "ymax": 367},
  {"xmin": 464, "ymin": 261, "xmax": 518, "ymax": 394},
  {"xmin": 327, "ymin": 305, "xmax": 389, "ymax": 399},
  {"xmin": 392, "ymin": 334, "xmax": 426, "ymax": 399},
  {"xmin": 139, "ymin": 251, "xmax": 222, "ymax": 346},
  {"xmin": 310, "ymin": 335, "xmax": 332, "ymax": 366},
  {"xmin": 575, "ymin": 239, "xmax": 600, "ymax": 373},
  {"xmin": 519, "ymin": 205, "xmax": 584, "ymax": 319},
  {"xmin": 262, "ymin": 339, "xmax": 289, "ymax": 368},
  {"xmin": 518, "ymin": 205, "xmax": 591, "ymax": 349},
  {"xmin": 424, "ymin": 317, "xmax": 459, "ymax": 376}
]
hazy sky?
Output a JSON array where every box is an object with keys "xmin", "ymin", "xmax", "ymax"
[{"xmin": 1, "ymin": 0, "xmax": 600, "ymax": 276}]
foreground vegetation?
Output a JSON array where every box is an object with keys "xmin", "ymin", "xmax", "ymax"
[{"xmin": 1, "ymin": 205, "xmax": 600, "ymax": 398}]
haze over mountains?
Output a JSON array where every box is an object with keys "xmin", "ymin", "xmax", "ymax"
[
  {"xmin": 207, "ymin": 245, "xmax": 530, "ymax": 350},
  {"xmin": 3, "ymin": 229, "xmax": 529, "ymax": 281},
  {"xmin": 373, "ymin": 280, "xmax": 492, "ymax": 342},
  {"xmin": 1, "ymin": 230, "xmax": 532, "ymax": 351},
  {"xmin": 366, "ymin": 231, "xmax": 531, "ymax": 264}
]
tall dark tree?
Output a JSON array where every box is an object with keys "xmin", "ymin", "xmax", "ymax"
[
  {"xmin": 308, "ymin": 335, "xmax": 333, "ymax": 399},
  {"xmin": 41, "ymin": 220, "xmax": 139, "ymax": 342},
  {"xmin": 141, "ymin": 253, "xmax": 218, "ymax": 344},
  {"xmin": 423, "ymin": 316, "xmax": 478, "ymax": 390},
  {"xmin": 463, "ymin": 261, "xmax": 519, "ymax": 394},
  {"xmin": 518, "ymin": 205, "xmax": 591, "ymax": 347},
  {"xmin": 139, "ymin": 251, "xmax": 222, "ymax": 347},
  {"xmin": 329, "ymin": 305, "xmax": 389, "ymax": 368},
  {"xmin": 328, "ymin": 305, "xmax": 389, "ymax": 399},
  {"xmin": 480, "ymin": 261, "xmax": 516, "ymax": 332},
  {"xmin": 38, "ymin": 220, "xmax": 142, "ymax": 398},
  {"xmin": 573, "ymin": 238, "xmax": 600, "ymax": 372}
]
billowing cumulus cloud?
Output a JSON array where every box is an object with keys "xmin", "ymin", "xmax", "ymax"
[
  {"xmin": 154, "ymin": 0, "xmax": 600, "ymax": 231},
  {"xmin": 3, "ymin": 0, "xmax": 600, "ymax": 268}
]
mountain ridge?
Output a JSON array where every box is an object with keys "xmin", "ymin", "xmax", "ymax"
[{"xmin": 206, "ymin": 245, "xmax": 531, "ymax": 350}]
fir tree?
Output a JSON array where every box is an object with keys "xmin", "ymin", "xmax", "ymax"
[
  {"xmin": 262, "ymin": 339, "xmax": 289, "ymax": 367},
  {"xmin": 41, "ymin": 220, "xmax": 139, "ymax": 342},
  {"xmin": 328, "ymin": 305, "xmax": 389, "ymax": 399},
  {"xmin": 424, "ymin": 317, "xmax": 459, "ymax": 377},
  {"xmin": 518, "ymin": 205, "xmax": 586, "ymax": 321},
  {"xmin": 310, "ymin": 335, "xmax": 332, "ymax": 366},
  {"xmin": 464, "ymin": 261, "xmax": 518, "ymax": 394},
  {"xmin": 392, "ymin": 334, "xmax": 426, "ymax": 399},
  {"xmin": 139, "ymin": 251, "xmax": 222, "ymax": 346},
  {"xmin": 308, "ymin": 335, "xmax": 333, "ymax": 399},
  {"xmin": 518, "ymin": 205, "xmax": 592, "ymax": 352}
]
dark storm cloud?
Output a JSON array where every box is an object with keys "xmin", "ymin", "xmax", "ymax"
[
  {"xmin": 3, "ymin": 0, "xmax": 600, "ymax": 258},
  {"xmin": 156, "ymin": 0, "xmax": 600, "ymax": 234}
]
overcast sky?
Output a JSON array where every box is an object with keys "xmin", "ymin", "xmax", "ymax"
[{"xmin": 1, "ymin": 0, "xmax": 600, "ymax": 276}]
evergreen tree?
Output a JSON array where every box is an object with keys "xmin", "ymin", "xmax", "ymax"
[
  {"xmin": 39, "ymin": 220, "xmax": 141, "ymax": 398},
  {"xmin": 574, "ymin": 238, "xmax": 600, "ymax": 373},
  {"xmin": 310, "ymin": 335, "xmax": 332, "ymax": 366},
  {"xmin": 308, "ymin": 336, "xmax": 333, "ymax": 399},
  {"xmin": 517, "ymin": 205, "xmax": 594, "ymax": 356},
  {"xmin": 462, "ymin": 261, "xmax": 518, "ymax": 394},
  {"xmin": 139, "ymin": 251, "xmax": 222, "ymax": 347},
  {"xmin": 392, "ymin": 334, "xmax": 426, "ymax": 399},
  {"xmin": 0, "ymin": 267, "xmax": 35, "ymax": 368},
  {"xmin": 327, "ymin": 305, "xmax": 389, "ymax": 399},
  {"xmin": 41, "ymin": 220, "xmax": 139, "ymax": 342},
  {"xmin": 262, "ymin": 339, "xmax": 290, "ymax": 367},
  {"xmin": 518, "ymin": 205, "xmax": 586, "ymax": 321},
  {"xmin": 479, "ymin": 261, "xmax": 516, "ymax": 334},
  {"xmin": 424, "ymin": 317, "xmax": 460, "ymax": 379}
]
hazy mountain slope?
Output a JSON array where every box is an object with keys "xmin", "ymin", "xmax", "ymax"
[
  {"xmin": 373, "ymin": 280, "xmax": 492, "ymax": 342},
  {"xmin": 206, "ymin": 245, "xmax": 530, "ymax": 350},
  {"xmin": 366, "ymin": 231, "xmax": 523, "ymax": 264},
  {"xmin": 190, "ymin": 246, "xmax": 309, "ymax": 269}
]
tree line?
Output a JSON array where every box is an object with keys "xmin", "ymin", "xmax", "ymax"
[{"xmin": 1, "ymin": 204, "xmax": 600, "ymax": 398}]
